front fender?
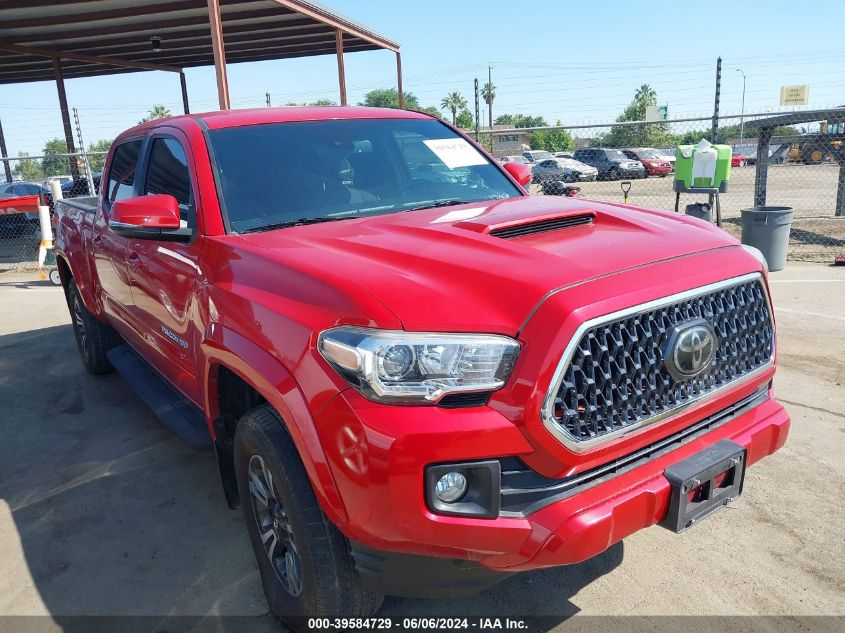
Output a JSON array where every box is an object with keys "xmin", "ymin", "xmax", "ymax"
[{"xmin": 200, "ymin": 323, "xmax": 349, "ymax": 527}]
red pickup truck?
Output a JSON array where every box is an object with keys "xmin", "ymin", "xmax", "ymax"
[{"xmin": 55, "ymin": 107, "xmax": 789, "ymax": 624}]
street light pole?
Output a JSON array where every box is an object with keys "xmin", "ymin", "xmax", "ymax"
[{"xmin": 737, "ymin": 68, "xmax": 746, "ymax": 147}]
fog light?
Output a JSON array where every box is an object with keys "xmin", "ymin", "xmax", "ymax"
[{"xmin": 435, "ymin": 472, "xmax": 468, "ymax": 503}]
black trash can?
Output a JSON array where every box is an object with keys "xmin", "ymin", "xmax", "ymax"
[
  {"xmin": 684, "ymin": 202, "xmax": 713, "ymax": 223},
  {"xmin": 740, "ymin": 206, "xmax": 793, "ymax": 272}
]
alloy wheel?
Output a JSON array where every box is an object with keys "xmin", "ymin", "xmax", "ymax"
[
  {"xmin": 73, "ymin": 296, "xmax": 87, "ymax": 356},
  {"xmin": 248, "ymin": 454, "xmax": 303, "ymax": 596}
]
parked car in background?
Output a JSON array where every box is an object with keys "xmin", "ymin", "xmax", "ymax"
[
  {"xmin": 572, "ymin": 148, "xmax": 645, "ymax": 180},
  {"xmin": 0, "ymin": 180, "xmax": 51, "ymax": 220},
  {"xmin": 531, "ymin": 157, "xmax": 598, "ymax": 183},
  {"xmin": 731, "ymin": 153, "xmax": 749, "ymax": 167},
  {"xmin": 657, "ymin": 148, "xmax": 677, "ymax": 167},
  {"xmin": 43, "ymin": 175, "xmax": 73, "ymax": 188},
  {"xmin": 500, "ymin": 155, "xmax": 530, "ymax": 164},
  {"xmin": 622, "ymin": 148, "xmax": 673, "ymax": 177},
  {"xmin": 553, "ymin": 151, "xmax": 574, "ymax": 159},
  {"xmin": 61, "ymin": 172, "xmax": 102, "ymax": 198},
  {"xmin": 522, "ymin": 149, "xmax": 555, "ymax": 163}
]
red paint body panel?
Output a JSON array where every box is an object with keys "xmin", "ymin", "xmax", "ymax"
[{"xmin": 54, "ymin": 106, "xmax": 788, "ymax": 575}]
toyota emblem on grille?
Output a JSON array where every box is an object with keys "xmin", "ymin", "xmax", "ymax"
[{"xmin": 662, "ymin": 319, "xmax": 718, "ymax": 381}]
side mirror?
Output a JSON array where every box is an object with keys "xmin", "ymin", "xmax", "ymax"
[
  {"xmin": 110, "ymin": 194, "xmax": 190, "ymax": 241},
  {"xmin": 503, "ymin": 161, "xmax": 532, "ymax": 187}
]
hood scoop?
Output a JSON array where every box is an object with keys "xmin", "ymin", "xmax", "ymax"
[{"xmin": 487, "ymin": 213, "xmax": 595, "ymax": 239}]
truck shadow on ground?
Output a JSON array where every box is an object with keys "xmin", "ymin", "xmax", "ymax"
[{"xmin": 0, "ymin": 324, "xmax": 622, "ymax": 633}]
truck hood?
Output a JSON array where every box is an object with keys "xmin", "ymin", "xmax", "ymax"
[{"xmin": 238, "ymin": 196, "xmax": 738, "ymax": 334}]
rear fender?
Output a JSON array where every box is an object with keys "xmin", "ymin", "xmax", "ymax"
[{"xmin": 201, "ymin": 323, "xmax": 348, "ymax": 526}]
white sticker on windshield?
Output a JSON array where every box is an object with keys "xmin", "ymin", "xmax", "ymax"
[{"xmin": 423, "ymin": 138, "xmax": 487, "ymax": 169}]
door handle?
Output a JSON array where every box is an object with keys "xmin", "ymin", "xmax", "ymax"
[
  {"xmin": 92, "ymin": 235, "xmax": 104, "ymax": 250},
  {"xmin": 127, "ymin": 252, "xmax": 143, "ymax": 270}
]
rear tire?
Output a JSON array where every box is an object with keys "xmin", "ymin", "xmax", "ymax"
[
  {"xmin": 234, "ymin": 405, "xmax": 383, "ymax": 627},
  {"xmin": 66, "ymin": 279, "xmax": 120, "ymax": 375},
  {"xmin": 607, "ymin": 168, "xmax": 619, "ymax": 180}
]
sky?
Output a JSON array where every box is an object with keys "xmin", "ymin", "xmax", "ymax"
[{"xmin": 1, "ymin": 0, "xmax": 843, "ymax": 155}]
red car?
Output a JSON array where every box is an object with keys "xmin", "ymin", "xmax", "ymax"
[
  {"xmin": 623, "ymin": 148, "xmax": 673, "ymax": 176},
  {"xmin": 55, "ymin": 107, "xmax": 788, "ymax": 625},
  {"xmin": 732, "ymin": 153, "xmax": 750, "ymax": 167}
]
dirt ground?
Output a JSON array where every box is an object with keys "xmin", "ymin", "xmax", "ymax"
[
  {"xmin": 532, "ymin": 162, "xmax": 845, "ymax": 262},
  {"xmin": 0, "ymin": 263, "xmax": 843, "ymax": 631}
]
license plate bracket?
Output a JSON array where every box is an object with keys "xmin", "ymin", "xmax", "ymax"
[{"xmin": 660, "ymin": 439, "xmax": 746, "ymax": 533}]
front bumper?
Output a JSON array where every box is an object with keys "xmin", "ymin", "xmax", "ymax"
[
  {"xmin": 314, "ymin": 386, "xmax": 789, "ymax": 577},
  {"xmin": 613, "ymin": 167, "xmax": 645, "ymax": 178}
]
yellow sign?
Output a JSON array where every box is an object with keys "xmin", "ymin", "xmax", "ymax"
[{"xmin": 779, "ymin": 85, "xmax": 808, "ymax": 106}]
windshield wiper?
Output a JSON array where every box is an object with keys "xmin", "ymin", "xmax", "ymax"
[
  {"xmin": 242, "ymin": 216, "xmax": 350, "ymax": 233},
  {"xmin": 401, "ymin": 199, "xmax": 472, "ymax": 213}
]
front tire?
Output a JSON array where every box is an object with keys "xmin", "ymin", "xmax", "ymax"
[
  {"xmin": 234, "ymin": 405, "xmax": 383, "ymax": 626},
  {"xmin": 66, "ymin": 279, "xmax": 120, "ymax": 374},
  {"xmin": 607, "ymin": 167, "xmax": 619, "ymax": 180}
]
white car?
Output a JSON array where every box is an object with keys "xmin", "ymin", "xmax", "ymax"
[
  {"xmin": 657, "ymin": 149, "xmax": 677, "ymax": 166},
  {"xmin": 522, "ymin": 150, "xmax": 555, "ymax": 163}
]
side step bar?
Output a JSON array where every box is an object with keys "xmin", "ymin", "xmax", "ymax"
[{"xmin": 107, "ymin": 344, "xmax": 212, "ymax": 450}]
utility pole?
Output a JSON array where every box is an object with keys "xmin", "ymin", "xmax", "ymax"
[
  {"xmin": 0, "ymin": 117, "xmax": 11, "ymax": 183},
  {"xmin": 711, "ymin": 56, "xmax": 721, "ymax": 144},
  {"xmin": 487, "ymin": 64, "xmax": 493, "ymax": 131},
  {"xmin": 266, "ymin": 92, "xmax": 271, "ymax": 107},
  {"xmin": 73, "ymin": 108, "xmax": 96, "ymax": 197},
  {"xmin": 474, "ymin": 78, "xmax": 480, "ymax": 143},
  {"xmin": 736, "ymin": 68, "xmax": 746, "ymax": 147}
]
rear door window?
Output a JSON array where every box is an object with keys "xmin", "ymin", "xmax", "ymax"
[{"xmin": 106, "ymin": 140, "xmax": 142, "ymax": 204}]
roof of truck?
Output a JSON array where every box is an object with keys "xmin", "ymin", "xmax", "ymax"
[{"xmin": 124, "ymin": 106, "xmax": 432, "ymax": 136}]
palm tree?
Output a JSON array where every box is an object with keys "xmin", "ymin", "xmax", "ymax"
[
  {"xmin": 481, "ymin": 82, "xmax": 496, "ymax": 129},
  {"xmin": 634, "ymin": 84, "xmax": 657, "ymax": 106},
  {"xmin": 138, "ymin": 104, "xmax": 172, "ymax": 124},
  {"xmin": 440, "ymin": 91, "xmax": 468, "ymax": 125}
]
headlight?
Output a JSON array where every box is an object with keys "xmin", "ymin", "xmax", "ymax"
[
  {"xmin": 742, "ymin": 244, "xmax": 769, "ymax": 273},
  {"xmin": 318, "ymin": 326, "xmax": 520, "ymax": 404}
]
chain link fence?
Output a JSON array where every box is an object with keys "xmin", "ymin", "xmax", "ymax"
[
  {"xmin": 3, "ymin": 108, "xmax": 843, "ymax": 268},
  {"xmin": 486, "ymin": 108, "xmax": 845, "ymax": 263},
  {"xmin": 0, "ymin": 152, "xmax": 104, "ymax": 270}
]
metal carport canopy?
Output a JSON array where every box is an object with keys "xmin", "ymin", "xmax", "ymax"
[{"xmin": 0, "ymin": 0, "xmax": 402, "ymax": 177}]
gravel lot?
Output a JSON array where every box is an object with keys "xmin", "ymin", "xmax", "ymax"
[
  {"xmin": 532, "ymin": 162, "xmax": 845, "ymax": 262},
  {"xmin": 0, "ymin": 263, "xmax": 843, "ymax": 631}
]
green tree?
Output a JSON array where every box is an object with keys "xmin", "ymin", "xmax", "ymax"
[
  {"xmin": 420, "ymin": 105, "xmax": 443, "ymax": 119},
  {"xmin": 87, "ymin": 139, "xmax": 113, "ymax": 172},
  {"xmin": 440, "ymin": 91, "xmax": 468, "ymax": 125},
  {"xmin": 594, "ymin": 84, "xmax": 676, "ymax": 148},
  {"xmin": 455, "ymin": 109, "xmax": 474, "ymax": 129},
  {"xmin": 138, "ymin": 105, "xmax": 172, "ymax": 124},
  {"xmin": 481, "ymin": 82, "xmax": 496, "ymax": 128},
  {"xmin": 360, "ymin": 88, "xmax": 419, "ymax": 110},
  {"xmin": 530, "ymin": 122, "xmax": 574, "ymax": 152},
  {"xmin": 13, "ymin": 152, "xmax": 42, "ymax": 181},
  {"xmin": 310, "ymin": 98, "xmax": 337, "ymax": 106},
  {"xmin": 494, "ymin": 113, "xmax": 546, "ymax": 128},
  {"xmin": 41, "ymin": 138, "xmax": 68, "ymax": 177}
]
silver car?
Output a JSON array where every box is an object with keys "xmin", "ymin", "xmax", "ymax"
[{"xmin": 531, "ymin": 157, "xmax": 598, "ymax": 183}]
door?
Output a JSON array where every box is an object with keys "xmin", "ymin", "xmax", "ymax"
[
  {"xmin": 93, "ymin": 138, "xmax": 143, "ymax": 327},
  {"xmin": 127, "ymin": 133, "xmax": 203, "ymax": 404}
]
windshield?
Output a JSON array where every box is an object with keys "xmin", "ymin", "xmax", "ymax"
[
  {"xmin": 207, "ymin": 118, "xmax": 521, "ymax": 233},
  {"xmin": 605, "ymin": 150, "xmax": 628, "ymax": 161},
  {"xmin": 528, "ymin": 151, "xmax": 553, "ymax": 161},
  {"xmin": 636, "ymin": 149, "xmax": 662, "ymax": 159}
]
